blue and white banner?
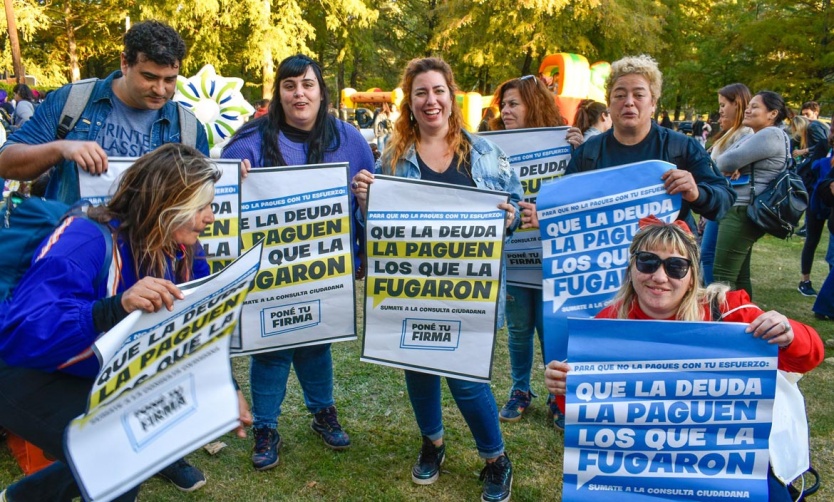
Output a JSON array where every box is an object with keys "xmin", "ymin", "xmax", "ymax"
[
  {"xmin": 563, "ymin": 318, "xmax": 777, "ymax": 501},
  {"xmin": 481, "ymin": 127, "xmax": 570, "ymax": 287},
  {"xmin": 65, "ymin": 243, "xmax": 262, "ymax": 502},
  {"xmin": 236, "ymin": 164, "xmax": 356, "ymax": 354},
  {"xmin": 360, "ymin": 176, "xmax": 508, "ymax": 382},
  {"xmin": 537, "ymin": 161, "xmax": 680, "ymax": 364}
]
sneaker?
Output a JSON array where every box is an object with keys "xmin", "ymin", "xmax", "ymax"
[
  {"xmin": 157, "ymin": 458, "xmax": 206, "ymax": 492},
  {"xmin": 479, "ymin": 454, "xmax": 513, "ymax": 502},
  {"xmin": 252, "ymin": 426, "xmax": 282, "ymax": 471},
  {"xmin": 547, "ymin": 394, "xmax": 565, "ymax": 432},
  {"xmin": 798, "ymin": 281, "xmax": 818, "ymax": 297},
  {"xmin": 412, "ymin": 435, "xmax": 446, "ymax": 485},
  {"xmin": 796, "ymin": 226, "xmax": 807, "ymax": 237},
  {"xmin": 814, "ymin": 312, "xmax": 834, "ymax": 321},
  {"xmin": 311, "ymin": 406, "xmax": 351, "ymax": 450},
  {"xmin": 499, "ymin": 390, "xmax": 533, "ymax": 423}
]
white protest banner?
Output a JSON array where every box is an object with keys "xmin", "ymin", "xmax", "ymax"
[
  {"xmin": 360, "ymin": 176, "xmax": 507, "ymax": 382},
  {"xmin": 78, "ymin": 158, "xmax": 242, "ymax": 273},
  {"xmin": 235, "ymin": 164, "xmax": 356, "ymax": 354},
  {"xmin": 563, "ymin": 318, "xmax": 777, "ymax": 501},
  {"xmin": 65, "ymin": 242, "xmax": 263, "ymax": 502},
  {"xmin": 481, "ymin": 127, "xmax": 570, "ymax": 287},
  {"xmin": 536, "ymin": 161, "xmax": 681, "ymax": 364}
]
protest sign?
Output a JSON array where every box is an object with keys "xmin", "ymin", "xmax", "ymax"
[
  {"xmin": 78, "ymin": 158, "xmax": 242, "ymax": 273},
  {"xmin": 481, "ymin": 127, "xmax": 570, "ymax": 287},
  {"xmin": 563, "ymin": 317, "xmax": 777, "ymax": 502},
  {"xmin": 537, "ymin": 161, "xmax": 681, "ymax": 364},
  {"xmin": 235, "ymin": 164, "xmax": 356, "ymax": 354},
  {"xmin": 65, "ymin": 242, "xmax": 263, "ymax": 502},
  {"xmin": 360, "ymin": 176, "xmax": 507, "ymax": 382}
]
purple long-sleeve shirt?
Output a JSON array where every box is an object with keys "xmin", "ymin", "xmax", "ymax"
[{"xmin": 221, "ymin": 118, "xmax": 375, "ymax": 266}]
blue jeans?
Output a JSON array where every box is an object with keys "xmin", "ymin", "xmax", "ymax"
[
  {"xmin": 250, "ymin": 344, "xmax": 335, "ymax": 429},
  {"xmin": 0, "ymin": 360, "xmax": 140, "ymax": 501},
  {"xmin": 700, "ymin": 219, "xmax": 719, "ymax": 285},
  {"xmin": 505, "ymin": 285, "xmax": 544, "ymax": 395},
  {"xmin": 404, "ymin": 370, "xmax": 504, "ymax": 459}
]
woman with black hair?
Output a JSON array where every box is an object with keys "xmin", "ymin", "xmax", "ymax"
[
  {"xmin": 714, "ymin": 91, "xmax": 793, "ymax": 296},
  {"xmin": 222, "ymin": 54, "xmax": 374, "ymax": 471},
  {"xmin": 11, "ymin": 83, "xmax": 35, "ymax": 131}
]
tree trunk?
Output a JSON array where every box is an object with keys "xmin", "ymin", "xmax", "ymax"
[
  {"xmin": 3, "ymin": 0, "xmax": 25, "ymax": 83},
  {"xmin": 65, "ymin": 1, "xmax": 80, "ymax": 82},
  {"xmin": 673, "ymin": 90, "xmax": 682, "ymax": 122},
  {"xmin": 261, "ymin": 0, "xmax": 273, "ymax": 98},
  {"xmin": 520, "ymin": 47, "xmax": 533, "ymax": 76}
]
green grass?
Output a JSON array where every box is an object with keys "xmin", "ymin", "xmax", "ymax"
[{"xmin": 2, "ymin": 231, "xmax": 833, "ymax": 501}]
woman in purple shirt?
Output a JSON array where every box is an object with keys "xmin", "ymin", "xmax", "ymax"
[{"xmin": 222, "ymin": 54, "xmax": 373, "ymax": 472}]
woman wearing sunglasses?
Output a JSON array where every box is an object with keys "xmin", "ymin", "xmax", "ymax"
[{"xmin": 544, "ymin": 217, "xmax": 823, "ymax": 501}]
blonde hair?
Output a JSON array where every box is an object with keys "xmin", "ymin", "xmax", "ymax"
[
  {"xmin": 91, "ymin": 143, "xmax": 220, "ymax": 281},
  {"xmin": 789, "ymin": 115, "xmax": 810, "ymax": 150},
  {"xmin": 383, "ymin": 57, "xmax": 470, "ymax": 174},
  {"xmin": 606, "ymin": 55, "xmax": 662, "ymax": 103},
  {"xmin": 612, "ymin": 223, "xmax": 729, "ymax": 321},
  {"xmin": 712, "ymin": 83, "xmax": 752, "ymax": 155}
]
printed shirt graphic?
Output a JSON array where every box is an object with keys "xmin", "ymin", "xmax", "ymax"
[{"xmin": 95, "ymin": 95, "xmax": 159, "ymax": 157}]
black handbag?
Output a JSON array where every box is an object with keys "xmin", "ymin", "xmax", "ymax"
[{"xmin": 746, "ymin": 132, "xmax": 808, "ymax": 239}]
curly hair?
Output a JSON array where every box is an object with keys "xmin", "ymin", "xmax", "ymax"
[
  {"xmin": 488, "ymin": 75, "xmax": 566, "ymax": 130},
  {"xmin": 606, "ymin": 54, "xmax": 662, "ymax": 103},
  {"xmin": 383, "ymin": 57, "xmax": 470, "ymax": 174},
  {"xmin": 123, "ymin": 20, "xmax": 186, "ymax": 67},
  {"xmin": 90, "ymin": 143, "xmax": 220, "ymax": 282}
]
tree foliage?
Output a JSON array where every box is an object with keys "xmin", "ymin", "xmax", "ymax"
[{"xmin": 0, "ymin": 0, "xmax": 831, "ymax": 115}]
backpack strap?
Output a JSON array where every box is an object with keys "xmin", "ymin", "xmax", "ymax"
[
  {"xmin": 177, "ymin": 104, "xmax": 198, "ymax": 148},
  {"xmin": 56, "ymin": 78, "xmax": 97, "ymax": 140},
  {"xmin": 62, "ymin": 202, "xmax": 113, "ymax": 288}
]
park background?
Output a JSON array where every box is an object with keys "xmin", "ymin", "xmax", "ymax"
[
  {"xmin": 0, "ymin": 0, "xmax": 831, "ymax": 119},
  {"xmin": 1, "ymin": 0, "xmax": 834, "ymax": 499}
]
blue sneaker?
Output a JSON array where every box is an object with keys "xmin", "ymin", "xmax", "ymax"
[
  {"xmin": 547, "ymin": 394, "xmax": 565, "ymax": 431},
  {"xmin": 157, "ymin": 458, "xmax": 206, "ymax": 492},
  {"xmin": 311, "ymin": 406, "xmax": 350, "ymax": 450},
  {"xmin": 412, "ymin": 435, "xmax": 445, "ymax": 485},
  {"xmin": 499, "ymin": 389, "xmax": 534, "ymax": 423},
  {"xmin": 252, "ymin": 426, "xmax": 282, "ymax": 471},
  {"xmin": 480, "ymin": 454, "xmax": 513, "ymax": 502}
]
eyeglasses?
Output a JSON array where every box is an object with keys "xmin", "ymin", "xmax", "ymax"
[
  {"xmin": 519, "ymin": 75, "xmax": 536, "ymax": 82},
  {"xmin": 633, "ymin": 252, "xmax": 692, "ymax": 280}
]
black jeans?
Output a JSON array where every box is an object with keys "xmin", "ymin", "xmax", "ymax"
[{"xmin": 0, "ymin": 360, "xmax": 139, "ymax": 501}]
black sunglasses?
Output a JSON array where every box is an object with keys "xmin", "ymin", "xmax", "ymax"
[{"xmin": 633, "ymin": 252, "xmax": 692, "ymax": 280}]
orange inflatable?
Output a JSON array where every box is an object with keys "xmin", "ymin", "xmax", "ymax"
[{"xmin": 538, "ymin": 53, "xmax": 610, "ymax": 126}]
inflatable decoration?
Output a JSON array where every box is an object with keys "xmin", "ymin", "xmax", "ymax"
[
  {"xmin": 538, "ymin": 53, "xmax": 611, "ymax": 126},
  {"xmin": 174, "ymin": 65, "xmax": 255, "ymax": 156},
  {"xmin": 589, "ymin": 62, "xmax": 611, "ymax": 104},
  {"xmin": 341, "ymin": 87, "xmax": 404, "ymax": 109}
]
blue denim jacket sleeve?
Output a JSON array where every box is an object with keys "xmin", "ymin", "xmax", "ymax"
[{"xmin": 1, "ymin": 71, "xmax": 209, "ymax": 203}]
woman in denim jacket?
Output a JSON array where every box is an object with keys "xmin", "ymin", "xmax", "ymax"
[{"xmin": 351, "ymin": 57, "xmax": 521, "ymax": 502}]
